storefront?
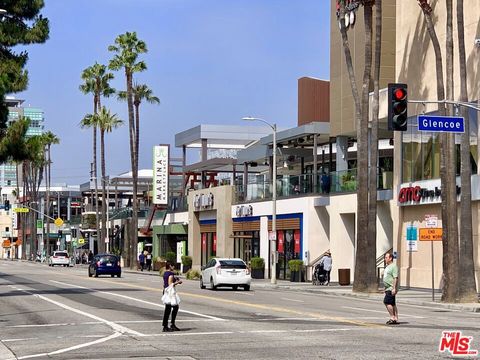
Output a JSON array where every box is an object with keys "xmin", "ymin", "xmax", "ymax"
[{"xmin": 200, "ymin": 220, "xmax": 216, "ymax": 266}]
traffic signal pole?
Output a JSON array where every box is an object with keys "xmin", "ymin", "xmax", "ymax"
[{"xmin": 408, "ymin": 99, "xmax": 480, "ymax": 112}]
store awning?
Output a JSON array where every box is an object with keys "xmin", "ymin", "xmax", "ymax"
[{"xmin": 153, "ymin": 223, "xmax": 188, "ymax": 235}]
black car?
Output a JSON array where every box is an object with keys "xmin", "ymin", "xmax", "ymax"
[{"xmin": 88, "ymin": 254, "xmax": 121, "ymax": 278}]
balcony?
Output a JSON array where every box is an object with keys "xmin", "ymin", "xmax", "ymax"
[{"xmin": 234, "ymin": 168, "xmax": 393, "ymax": 203}]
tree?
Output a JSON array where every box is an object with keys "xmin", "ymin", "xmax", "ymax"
[
  {"xmin": 456, "ymin": 0, "xmax": 477, "ymax": 302},
  {"xmin": 0, "ymin": 2, "xmax": 49, "ymax": 132},
  {"xmin": 118, "ymin": 83, "xmax": 160, "ymax": 189},
  {"xmin": 96, "ymin": 107, "xmax": 123, "ymax": 251},
  {"xmin": 41, "ymin": 131, "xmax": 59, "ymax": 255},
  {"xmin": 108, "ymin": 32, "xmax": 147, "ymax": 267},
  {"xmin": 79, "ymin": 63, "xmax": 115, "ymax": 254},
  {"xmin": 338, "ymin": 0, "xmax": 377, "ymax": 292}
]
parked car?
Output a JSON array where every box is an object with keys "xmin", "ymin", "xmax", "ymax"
[
  {"xmin": 200, "ymin": 258, "xmax": 251, "ymax": 291},
  {"xmin": 48, "ymin": 251, "xmax": 71, "ymax": 267},
  {"xmin": 88, "ymin": 254, "xmax": 121, "ymax": 278}
]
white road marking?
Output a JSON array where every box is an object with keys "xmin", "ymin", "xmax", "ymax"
[
  {"xmin": 342, "ymin": 306, "xmax": 425, "ymax": 319},
  {"xmin": 49, "ymin": 280, "xmax": 225, "ymax": 321},
  {"xmin": 17, "ymin": 332, "xmax": 122, "ymax": 359},
  {"xmin": 234, "ymin": 291, "xmax": 254, "ymax": 296},
  {"xmin": 3, "ymin": 338, "xmax": 38, "ymax": 342},
  {"xmin": 280, "ymin": 298, "xmax": 304, "ymax": 303},
  {"xmin": 8, "ymin": 285, "xmax": 143, "ymax": 336},
  {"xmin": 8, "ymin": 323, "xmax": 73, "ymax": 328}
]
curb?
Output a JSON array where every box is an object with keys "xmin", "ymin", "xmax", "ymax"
[{"xmin": 0, "ymin": 341, "xmax": 16, "ymax": 360}]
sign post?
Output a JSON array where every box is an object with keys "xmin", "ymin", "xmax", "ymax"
[{"xmin": 423, "ymin": 215, "xmax": 440, "ymax": 301}]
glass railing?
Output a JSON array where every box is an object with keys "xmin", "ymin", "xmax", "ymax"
[{"xmin": 235, "ymin": 168, "xmax": 393, "ymax": 203}]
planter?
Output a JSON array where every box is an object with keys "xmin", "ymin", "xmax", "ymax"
[
  {"xmin": 290, "ymin": 270, "xmax": 305, "ymax": 282},
  {"xmin": 251, "ymin": 268, "xmax": 265, "ymax": 279},
  {"xmin": 182, "ymin": 265, "xmax": 191, "ymax": 273},
  {"xmin": 153, "ymin": 260, "xmax": 166, "ymax": 272}
]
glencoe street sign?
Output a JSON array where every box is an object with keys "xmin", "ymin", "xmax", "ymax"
[{"xmin": 418, "ymin": 115, "xmax": 464, "ymax": 133}]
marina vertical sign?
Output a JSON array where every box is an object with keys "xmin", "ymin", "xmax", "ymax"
[{"xmin": 153, "ymin": 145, "xmax": 169, "ymax": 205}]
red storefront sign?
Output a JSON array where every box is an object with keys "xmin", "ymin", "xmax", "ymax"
[
  {"xmin": 213, "ymin": 233, "xmax": 217, "ymax": 252},
  {"xmin": 201, "ymin": 233, "xmax": 206, "ymax": 251},
  {"xmin": 294, "ymin": 230, "xmax": 300, "ymax": 253},
  {"xmin": 277, "ymin": 231, "xmax": 284, "ymax": 252}
]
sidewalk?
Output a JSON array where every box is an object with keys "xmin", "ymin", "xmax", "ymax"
[{"xmin": 121, "ymin": 267, "xmax": 480, "ymax": 313}]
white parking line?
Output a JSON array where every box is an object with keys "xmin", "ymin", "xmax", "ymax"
[
  {"xmin": 342, "ymin": 306, "xmax": 425, "ymax": 318},
  {"xmin": 49, "ymin": 280, "xmax": 225, "ymax": 321}
]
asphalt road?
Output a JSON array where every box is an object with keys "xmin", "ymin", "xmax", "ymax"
[{"xmin": 0, "ymin": 260, "xmax": 478, "ymax": 359}]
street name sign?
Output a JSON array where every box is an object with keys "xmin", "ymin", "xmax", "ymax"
[
  {"xmin": 14, "ymin": 208, "xmax": 29, "ymax": 213},
  {"xmin": 418, "ymin": 115, "xmax": 464, "ymax": 133}
]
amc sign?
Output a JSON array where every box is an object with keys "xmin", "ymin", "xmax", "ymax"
[{"xmin": 398, "ymin": 185, "xmax": 460, "ymax": 204}]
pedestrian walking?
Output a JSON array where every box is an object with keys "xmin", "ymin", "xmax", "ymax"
[
  {"xmin": 383, "ymin": 252, "xmax": 399, "ymax": 325},
  {"xmin": 319, "ymin": 251, "xmax": 332, "ymax": 285},
  {"xmin": 138, "ymin": 252, "xmax": 145, "ymax": 271},
  {"xmin": 88, "ymin": 250, "xmax": 93, "ymax": 263},
  {"xmin": 162, "ymin": 262, "xmax": 182, "ymax": 332},
  {"xmin": 146, "ymin": 252, "xmax": 152, "ymax": 271}
]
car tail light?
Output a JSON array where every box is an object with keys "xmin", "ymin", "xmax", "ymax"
[
  {"xmin": 246, "ymin": 267, "xmax": 250, "ymax": 275},
  {"xmin": 216, "ymin": 265, "xmax": 221, "ymax": 274},
  {"xmin": 53, "ymin": 256, "xmax": 58, "ymax": 258},
  {"xmin": 65, "ymin": 255, "xmax": 69, "ymax": 258},
  {"xmin": 117, "ymin": 261, "xmax": 120, "ymax": 266},
  {"xmin": 96, "ymin": 261, "xmax": 101, "ymax": 266}
]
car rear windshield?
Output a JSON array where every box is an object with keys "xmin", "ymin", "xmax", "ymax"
[
  {"xmin": 219, "ymin": 260, "xmax": 246, "ymax": 269},
  {"xmin": 100, "ymin": 255, "xmax": 118, "ymax": 264},
  {"xmin": 55, "ymin": 252, "xmax": 68, "ymax": 257}
]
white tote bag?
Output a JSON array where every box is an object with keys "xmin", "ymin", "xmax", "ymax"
[{"xmin": 162, "ymin": 285, "xmax": 181, "ymax": 305}]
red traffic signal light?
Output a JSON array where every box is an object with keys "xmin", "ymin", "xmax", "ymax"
[{"xmin": 388, "ymin": 83, "xmax": 408, "ymax": 131}]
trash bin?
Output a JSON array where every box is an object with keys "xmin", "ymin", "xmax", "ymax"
[{"xmin": 338, "ymin": 268, "xmax": 350, "ymax": 286}]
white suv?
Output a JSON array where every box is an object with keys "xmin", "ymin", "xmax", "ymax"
[
  {"xmin": 200, "ymin": 258, "xmax": 251, "ymax": 291},
  {"xmin": 48, "ymin": 251, "xmax": 71, "ymax": 267}
]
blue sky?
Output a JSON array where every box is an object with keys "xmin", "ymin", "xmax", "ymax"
[{"xmin": 18, "ymin": 0, "xmax": 330, "ymax": 184}]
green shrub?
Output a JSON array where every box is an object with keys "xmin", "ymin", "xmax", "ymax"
[
  {"xmin": 181, "ymin": 255, "xmax": 192, "ymax": 266},
  {"xmin": 288, "ymin": 259, "xmax": 304, "ymax": 272},
  {"xmin": 250, "ymin": 257, "xmax": 265, "ymax": 269},
  {"xmin": 165, "ymin": 251, "xmax": 177, "ymax": 264},
  {"xmin": 185, "ymin": 269, "xmax": 201, "ymax": 280}
]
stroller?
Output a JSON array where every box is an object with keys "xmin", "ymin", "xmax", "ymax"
[{"xmin": 312, "ymin": 262, "xmax": 328, "ymax": 285}]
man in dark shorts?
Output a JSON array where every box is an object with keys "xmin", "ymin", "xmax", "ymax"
[{"xmin": 383, "ymin": 252, "xmax": 399, "ymax": 325}]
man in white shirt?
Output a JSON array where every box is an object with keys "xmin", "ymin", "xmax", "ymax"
[{"xmin": 320, "ymin": 251, "xmax": 332, "ymax": 285}]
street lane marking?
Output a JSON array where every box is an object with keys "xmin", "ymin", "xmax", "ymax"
[
  {"xmin": 8, "ymin": 323, "xmax": 73, "ymax": 328},
  {"xmin": 3, "ymin": 338, "xmax": 38, "ymax": 342},
  {"xmin": 342, "ymin": 306, "xmax": 425, "ymax": 319},
  {"xmin": 281, "ymin": 298, "xmax": 304, "ymax": 303},
  {"xmin": 74, "ymin": 277, "xmax": 383, "ymax": 328},
  {"xmin": 8, "ymin": 285, "xmax": 143, "ymax": 336},
  {"xmin": 49, "ymin": 280, "xmax": 224, "ymax": 321},
  {"xmin": 17, "ymin": 332, "xmax": 121, "ymax": 359}
]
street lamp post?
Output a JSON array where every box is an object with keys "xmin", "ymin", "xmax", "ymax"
[{"xmin": 242, "ymin": 117, "xmax": 277, "ymax": 284}]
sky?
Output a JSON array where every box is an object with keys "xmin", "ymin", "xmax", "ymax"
[{"xmin": 17, "ymin": 0, "xmax": 331, "ymax": 185}]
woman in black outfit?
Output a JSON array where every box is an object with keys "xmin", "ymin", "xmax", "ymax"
[{"xmin": 162, "ymin": 262, "xmax": 182, "ymax": 332}]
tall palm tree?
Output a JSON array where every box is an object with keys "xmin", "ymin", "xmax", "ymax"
[
  {"xmin": 118, "ymin": 83, "xmax": 160, "ymax": 187},
  {"xmin": 108, "ymin": 32, "xmax": 147, "ymax": 267},
  {"xmin": 417, "ymin": 0, "xmax": 458, "ymax": 302},
  {"xmin": 41, "ymin": 131, "xmax": 59, "ymax": 255},
  {"xmin": 79, "ymin": 63, "xmax": 115, "ymax": 254},
  {"xmin": 338, "ymin": 0, "xmax": 377, "ymax": 292},
  {"xmin": 456, "ymin": 0, "xmax": 477, "ymax": 302},
  {"xmin": 96, "ymin": 107, "xmax": 123, "ymax": 251}
]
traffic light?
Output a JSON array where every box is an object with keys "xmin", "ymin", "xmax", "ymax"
[
  {"xmin": 388, "ymin": 83, "xmax": 408, "ymax": 131},
  {"xmin": 4, "ymin": 200, "xmax": 10, "ymax": 211},
  {"xmin": 58, "ymin": 230, "xmax": 62, "ymax": 239}
]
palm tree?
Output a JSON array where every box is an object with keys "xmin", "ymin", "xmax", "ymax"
[
  {"xmin": 338, "ymin": 0, "xmax": 377, "ymax": 293},
  {"xmin": 108, "ymin": 32, "xmax": 147, "ymax": 268},
  {"xmin": 417, "ymin": 0, "xmax": 458, "ymax": 302},
  {"xmin": 79, "ymin": 63, "xmax": 115, "ymax": 254},
  {"xmin": 96, "ymin": 107, "xmax": 123, "ymax": 251},
  {"xmin": 41, "ymin": 131, "xmax": 59, "ymax": 255},
  {"xmin": 118, "ymin": 83, "xmax": 160, "ymax": 188},
  {"xmin": 456, "ymin": 0, "xmax": 477, "ymax": 302}
]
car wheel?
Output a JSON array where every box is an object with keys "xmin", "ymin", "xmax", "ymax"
[
  {"xmin": 117, "ymin": 273, "xmax": 121, "ymax": 278},
  {"xmin": 210, "ymin": 277, "xmax": 217, "ymax": 290},
  {"xmin": 94, "ymin": 269, "xmax": 98, "ymax": 278},
  {"xmin": 232, "ymin": 285, "xmax": 238, "ymax": 291},
  {"xmin": 200, "ymin": 277, "xmax": 206, "ymax": 289},
  {"xmin": 244, "ymin": 285, "xmax": 250, "ymax": 291},
  {"xmin": 111, "ymin": 274, "xmax": 114, "ymax": 277},
  {"xmin": 88, "ymin": 269, "xmax": 92, "ymax": 277}
]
